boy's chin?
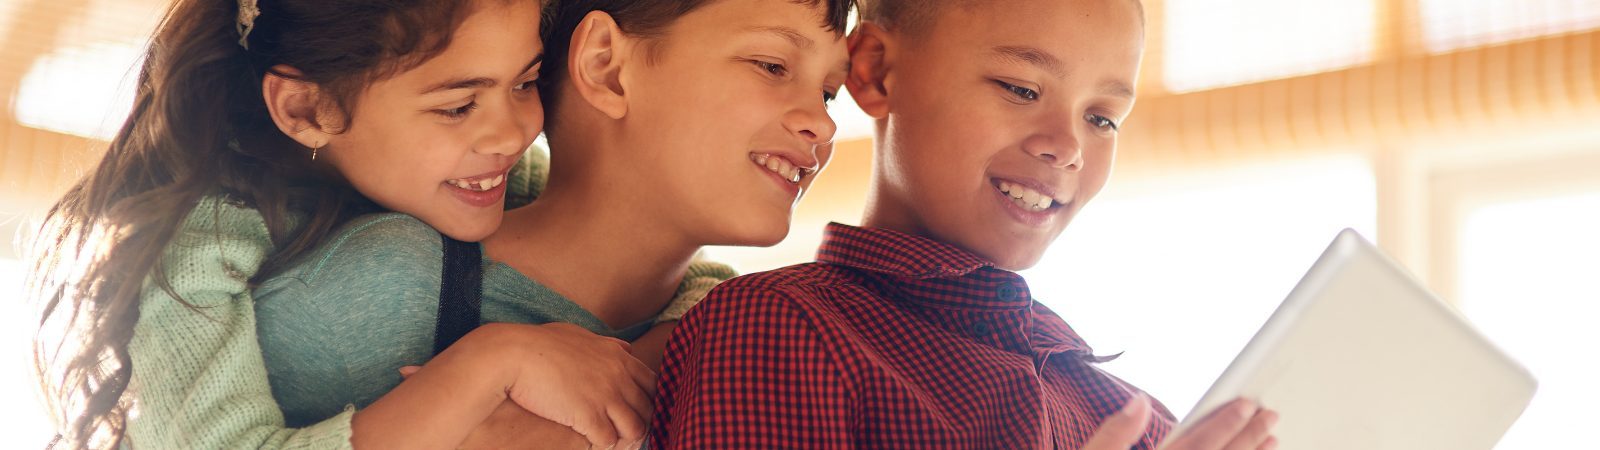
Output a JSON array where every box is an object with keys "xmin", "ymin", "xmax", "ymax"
[
  {"xmin": 717, "ymin": 220, "xmax": 792, "ymax": 248},
  {"xmin": 968, "ymin": 235, "xmax": 1056, "ymax": 272},
  {"xmin": 985, "ymin": 250, "xmax": 1048, "ymax": 272}
]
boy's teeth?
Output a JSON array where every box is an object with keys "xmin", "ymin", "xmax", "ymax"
[
  {"xmin": 997, "ymin": 181, "xmax": 1058, "ymax": 212},
  {"xmin": 752, "ymin": 153, "xmax": 805, "ymax": 184}
]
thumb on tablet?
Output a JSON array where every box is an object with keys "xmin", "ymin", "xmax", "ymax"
[{"xmin": 1080, "ymin": 393, "xmax": 1152, "ymax": 450}]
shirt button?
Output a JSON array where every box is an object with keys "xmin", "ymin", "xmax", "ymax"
[
  {"xmin": 971, "ymin": 321, "xmax": 993, "ymax": 337},
  {"xmin": 997, "ymin": 285, "xmax": 1021, "ymax": 301}
]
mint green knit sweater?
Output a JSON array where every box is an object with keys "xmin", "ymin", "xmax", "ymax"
[{"xmin": 122, "ymin": 151, "xmax": 734, "ymax": 448}]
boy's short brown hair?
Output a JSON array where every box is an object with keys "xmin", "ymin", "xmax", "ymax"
[
  {"xmin": 857, "ymin": 0, "xmax": 955, "ymax": 34},
  {"xmin": 858, "ymin": 0, "xmax": 1142, "ymax": 35},
  {"xmin": 541, "ymin": 0, "xmax": 855, "ymax": 100}
]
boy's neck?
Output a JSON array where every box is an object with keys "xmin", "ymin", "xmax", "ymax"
[{"xmin": 483, "ymin": 163, "xmax": 698, "ymax": 329}]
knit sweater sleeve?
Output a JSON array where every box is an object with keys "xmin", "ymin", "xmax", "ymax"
[
  {"xmin": 660, "ymin": 254, "xmax": 740, "ymax": 321},
  {"xmin": 504, "ymin": 144, "xmax": 548, "ymax": 209},
  {"xmin": 125, "ymin": 197, "xmax": 354, "ymax": 449}
]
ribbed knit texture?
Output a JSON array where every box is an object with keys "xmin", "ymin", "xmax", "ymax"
[{"xmin": 127, "ymin": 196, "xmax": 357, "ymax": 449}]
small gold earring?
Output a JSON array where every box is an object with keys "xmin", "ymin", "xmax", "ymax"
[{"xmin": 312, "ymin": 143, "xmax": 322, "ymax": 161}]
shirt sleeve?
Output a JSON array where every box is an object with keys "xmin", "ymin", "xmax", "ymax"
[
  {"xmin": 125, "ymin": 198, "xmax": 354, "ymax": 449},
  {"xmin": 650, "ymin": 285, "xmax": 854, "ymax": 449}
]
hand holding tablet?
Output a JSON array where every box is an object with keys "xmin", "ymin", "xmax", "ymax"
[{"xmin": 1166, "ymin": 230, "xmax": 1536, "ymax": 450}]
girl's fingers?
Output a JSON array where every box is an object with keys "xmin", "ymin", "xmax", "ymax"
[
  {"xmin": 619, "ymin": 382, "xmax": 654, "ymax": 430},
  {"xmin": 1080, "ymin": 394, "xmax": 1152, "ymax": 450},
  {"xmin": 626, "ymin": 356, "xmax": 658, "ymax": 398},
  {"xmin": 607, "ymin": 402, "xmax": 649, "ymax": 449},
  {"xmin": 396, "ymin": 365, "xmax": 422, "ymax": 378},
  {"xmin": 571, "ymin": 409, "xmax": 620, "ymax": 450}
]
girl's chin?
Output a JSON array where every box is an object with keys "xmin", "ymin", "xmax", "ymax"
[{"xmin": 432, "ymin": 215, "xmax": 502, "ymax": 243}]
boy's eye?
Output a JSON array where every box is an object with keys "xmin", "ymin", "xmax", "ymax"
[
  {"xmin": 1086, "ymin": 113, "xmax": 1120, "ymax": 132},
  {"xmin": 514, "ymin": 80, "xmax": 537, "ymax": 92},
  {"xmin": 753, "ymin": 60, "xmax": 789, "ymax": 77},
  {"xmin": 823, "ymin": 90, "xmax": 837, "ymax": 104},
  {"xmin": 434, "ymin": 102, "xmax": 478, "ymax": 120},
  {"xmin": 995, "ymin": 80, "xmax": 1039, "ymax": 102}
]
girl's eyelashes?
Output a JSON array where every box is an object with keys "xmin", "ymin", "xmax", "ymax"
[
  {"xmin": 433, "ymin": 101, "xmax": 478, "ymax": 120},
  {"xmin": 994, "ymin": 79, "xmax": 1039, "ymax": 103},
  {"xmin": 515, "ymin": 65, "xmax": 542, "ymax": 92}
]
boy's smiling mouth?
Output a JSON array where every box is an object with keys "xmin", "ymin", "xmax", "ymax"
[
  {"xmin": 751, "ymin": 153, "xmax": 812, "ymax": 184},
  {"xmin": 993, "ymin": 178, "xmax": 1066, "ymax": 212}
]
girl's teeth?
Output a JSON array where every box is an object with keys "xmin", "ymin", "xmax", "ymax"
[{"xmin": 449, "ymin": 174, "xmax": 505, "ymax": 192}]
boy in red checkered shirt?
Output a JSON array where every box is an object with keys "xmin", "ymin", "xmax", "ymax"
[{"xmin": 651, "ymin": 0, "xmax": 1280, "ymax": 448}]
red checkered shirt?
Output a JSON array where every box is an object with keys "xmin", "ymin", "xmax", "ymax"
[{"xmin": 650, "ymin": 223, "xmax": 1175, "ymax": 449}]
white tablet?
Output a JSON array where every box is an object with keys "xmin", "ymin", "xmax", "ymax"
[{"xmin": 1169, "ymin": 229, "xmax": 1537, "ymax": 450}]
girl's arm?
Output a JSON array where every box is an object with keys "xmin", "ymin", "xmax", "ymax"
[
  {"xmin": 128, "ymin": 201, "xmax": 648, "ymax": 449},
  {"xmin": 125, "ymin": 198, "xmax": 359, "ymax": 448}
]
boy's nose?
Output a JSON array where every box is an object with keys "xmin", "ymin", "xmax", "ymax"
[
  {"xmin": 783, "ymin": 104, "xmax": 837, "ymax": 146},
  {"xmin": 1022, "ymin": 131, "xmax": 1083, "ymax": 170}
]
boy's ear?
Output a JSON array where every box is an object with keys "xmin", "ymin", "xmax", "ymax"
[
  {"xmin": 568, "ymin": 11, "xmax": 630, "ymax": 120},
  {"xmin": 845, "ymin": 22, "xmax": 892, "ymax": 119},
  {"xmin": 262, "ymin": 65, "xmax": 338, "ymax": 151}
]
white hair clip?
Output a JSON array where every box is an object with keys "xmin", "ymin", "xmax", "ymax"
[{"xmin": 236, "ymin": 0, "xmax": 261, "ymax": 49}]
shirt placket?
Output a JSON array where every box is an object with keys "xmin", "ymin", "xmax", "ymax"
[{"xmin": 986, "ymin": 281, "xmax": 1056, "ymax": 449}]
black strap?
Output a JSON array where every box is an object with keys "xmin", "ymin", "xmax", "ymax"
[{"xmin": 434, "ymin": 235, "xmax": 484, "ymax": 356}]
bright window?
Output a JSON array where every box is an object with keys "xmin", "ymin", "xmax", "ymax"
[
  {"xmin": 1458, "ymin": 190, "xmax": 1600, "ymax": 449},
  {"xmin": 1023, "ymin": 155, "xmax": 1378, "ymax": 417},
  {"xmin": 13, "ymin": 41, "xmax": 144, "ymax": 141},
  {"xmin": 1420, "ymin": 0, "xmax": 1600, "ymax": 53},
  {"xmin": 0, "ymin": 257, "xmax": 55, "ymax": 447},
  {"xmin": 1162, "ymin": 0, "xmax": 1376, "ymax": 92}
]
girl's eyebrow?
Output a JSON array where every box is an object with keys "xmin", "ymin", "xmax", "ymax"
[
  {"xmin": 419, "ymin": 53, "xmax": 544, "ymax": 94},
  {"xmin": 745, "ymin": 25, "xmax": 813, "ymax": 49}
]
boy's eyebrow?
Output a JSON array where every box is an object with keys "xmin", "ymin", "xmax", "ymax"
[
  {"xmin": 992, "ymin": 46, "xmax": 1136, "ymax": 99},
  {"xmin": 746, "ymin": 26, "xmax": 814, "ymax": 49},
  {"xmin": 419, "ymin": 53, "xmax": 545, "ymax": 94},
  {"xmin": 1100, "ymin": 80, "xmax": 1136, "ymax": 100},
  {"xmin": 991, "ymin": 45, "xmax": 1066, "ymax": 79}
]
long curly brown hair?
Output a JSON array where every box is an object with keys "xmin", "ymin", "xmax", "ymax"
[{"xmin": 25, "ymin": 0, "xmax": 497, "ymax": 447}]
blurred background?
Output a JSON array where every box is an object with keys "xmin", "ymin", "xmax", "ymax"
[{"xmin": 2, "ymin": 0, "xmax": 1597, "ymax": 447}]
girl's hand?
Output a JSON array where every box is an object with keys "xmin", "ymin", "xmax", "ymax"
[
  {"xmin": 461, "ymin": 399, "xmax": 596, "ymax": 450},
  {"xmin": 396, "ymin": 368, "xmax": 603, "ymax": 450},
  {"xmin": 1080, "ymin": 395, "xmax": 1279, "ymax": 450},
  {"xmin": 453, "ymin": 323, "xmax": 657, "ymax": 450}
]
